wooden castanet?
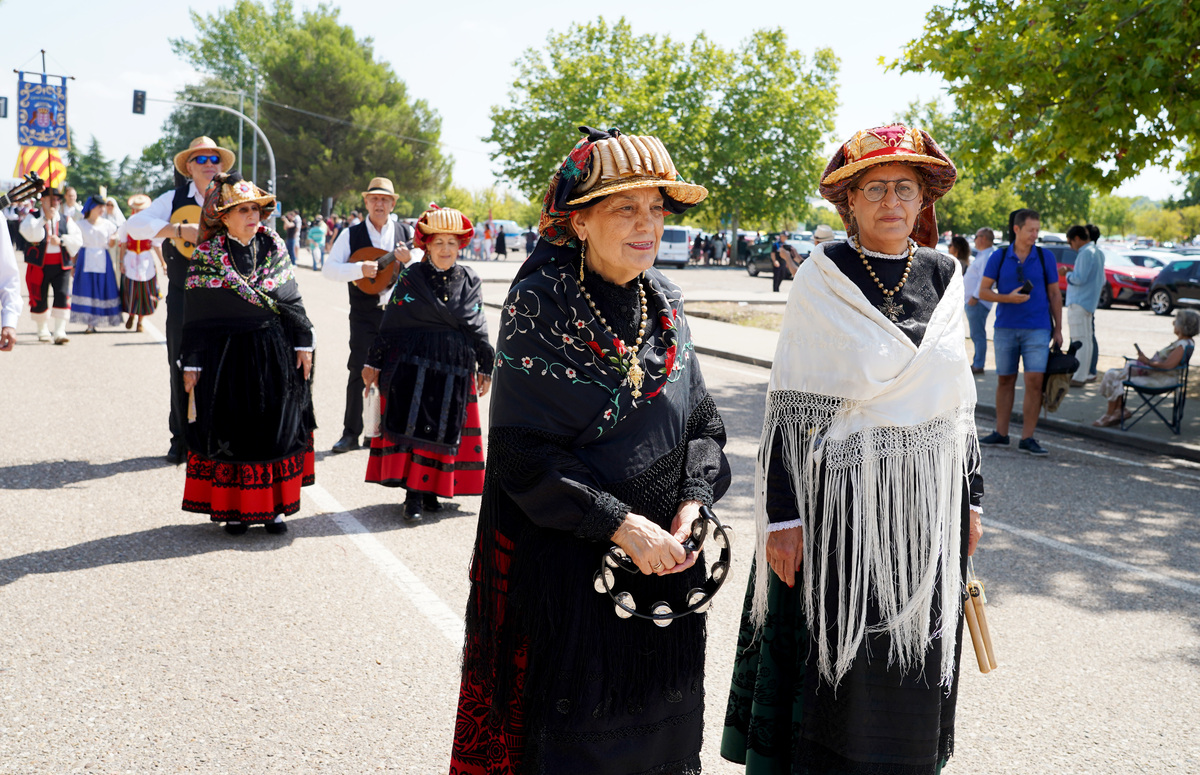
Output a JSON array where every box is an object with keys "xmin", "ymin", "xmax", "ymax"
[
  {"xmin": 348, "ymin": 246, "xmax": 403, "ymax": 295},
  {"xmin": 170, "ymin": 204, "xmax": 202, "ymax": 258}
]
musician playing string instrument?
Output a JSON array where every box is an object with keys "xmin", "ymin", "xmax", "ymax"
[
  {"xmin": 126, "ymin": 136, "xmax": 235, "ymax": 465},
  {"xmin": 322, "ymin": 176, "xmax": 416, "ymax": 455}
]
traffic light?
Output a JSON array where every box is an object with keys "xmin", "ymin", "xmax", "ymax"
[{"xmin": 132, "ymin": 90, "xmax": 146, "ymax": 115}]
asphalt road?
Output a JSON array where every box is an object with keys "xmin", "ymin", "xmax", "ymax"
[{"xmin": 1, "ymin": 259, "xmax": 1198, "ymax": 774}]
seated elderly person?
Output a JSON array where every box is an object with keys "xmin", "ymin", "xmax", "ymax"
[{"xmin": 1093, "ymin": 309, "xmax": 1198, "ymax": 426}]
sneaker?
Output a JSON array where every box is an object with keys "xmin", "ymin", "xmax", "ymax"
[
  {"xmin": 979, "ymin": 431, "xmax": 1010, "ymax": 446},
  {"xmin": 1018, "ymin": 437, "xmax": 1049, "ymax": 456}
]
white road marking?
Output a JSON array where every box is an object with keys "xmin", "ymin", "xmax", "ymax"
[
  {"xmin": 142, "ymin": 319, "xmax": 167, "ymax": 345},
  {"xmin": 700, "ymin": 357, "xmax": 769, "ymax": 381},
  {"xmin": 986, "ymin": 517, "xmax": 1200, "ymax": 596},
  {"xmin": 1047, "ymin": 439, "xmax": 1200, "ymax": 483},
  {"xmin": 306, "ymin": 483, "xmax": 466, "ymax": 648}
]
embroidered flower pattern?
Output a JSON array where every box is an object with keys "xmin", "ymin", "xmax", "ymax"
[{"xmin": 184, "ymin": 228, "xmax": 291, "ymax": 314}]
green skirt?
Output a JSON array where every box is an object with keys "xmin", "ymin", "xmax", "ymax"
[{"xmin": 720, "ymin": 560, "xmax": 952, "ymax": 775}]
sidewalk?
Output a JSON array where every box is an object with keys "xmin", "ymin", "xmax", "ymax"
[
  {"xmin": 469, "ymin": 256, "xmax": 1199, "ymax": 461},
  {"xmin": 686, "ymin": 314, "xmax": 1200, "ymax": 462}
]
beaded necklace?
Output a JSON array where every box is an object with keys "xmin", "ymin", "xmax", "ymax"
[
  {"xmin": 578, "ymin": 245, "xmax": 650, "ymax": 397},
  {"xmin": 850, "ymin": 236, "xmax": 916, "ymax": 322}
]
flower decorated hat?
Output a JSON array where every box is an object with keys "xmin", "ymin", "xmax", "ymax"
[{"xmin": 818, "ymin": 123, "xmax": 957, "ymax": 248}]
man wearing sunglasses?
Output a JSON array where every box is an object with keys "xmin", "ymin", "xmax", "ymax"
[{"xmin": 126, "ymin": 136, "xmax": 235, "ymax": 464}]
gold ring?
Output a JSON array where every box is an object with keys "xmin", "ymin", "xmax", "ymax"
[{"xmin": 652, "ymin": 562, "xmax": 664, "ymax": 571}]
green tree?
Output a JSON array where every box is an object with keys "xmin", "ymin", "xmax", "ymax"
[
  {"xmin": 488, "ymin": 19, "xmax": 838, "ymax": 261},
  {"xmin": 164, "ymin": 1, "xmax": 447, "ymax": 214},
  {"xmin": 1133, "ymin": 206, "xmax": 1185, "ymax": 243},
  {"xmin": 1091, "ymin": 194, "xmax": 1137, "ymax": 239},
  {"xmin": 66, "ymin": 135, "xmax": 115, "ymax": 199},
  {"xmin": 699, "ymin": 31, "xmax": 839, "ymax": 260},
  {"xmin": 894, "ymin": 0, "xmax": 1200, "ymax": 191},
  {"xmin": 1176, "ymin": 204, "xmax": 1200, "ymax": 243},
  {"xmin": 487, "ymin": 18, "xmax": 726, "ymax": 199}
]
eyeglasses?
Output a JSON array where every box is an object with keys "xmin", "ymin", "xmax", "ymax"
[
  {"xmin": 190, "ymin": 154, "xmax": 222, "ymax": 165},
  {"xmin": 853, "ymin": 180, "xmax": 920, "ymax": 202},
  {"xmin": 230, "ymin": 204, "xmax": 260, "ymax": 216}
]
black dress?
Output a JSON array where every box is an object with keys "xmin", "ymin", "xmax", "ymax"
[
  {"xmin": 721, "ymin": 243, "xmax": 983, "ymax": 775},
  {"xmin": 451, "ymin": 243, "xmax": 732, "ymax": 774},
  {"xmin": 179, "ymin": 228, "xmax": 316, "ymax": 522}
]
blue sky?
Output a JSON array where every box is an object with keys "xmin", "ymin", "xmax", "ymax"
[{"xmin": 0, "ymin": 0, "xmax": 1182, "ymax": 202}]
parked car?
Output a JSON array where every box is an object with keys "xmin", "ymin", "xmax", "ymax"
[
  {"xmin": 1121, "ymin": 248, "xmax": 1178, "ymax": 270},
  {"xmin": 745, "ymin": 240, "xmax": 815, "ymax": 277},
  {"xmin": 1170, "ymin": 247, "xmax": 1200, "ymax": 256},
  {"xmin": 1033, "ymin": 243, "xmax": 1160, "ymax": 309},
  {"xmin": 1147, "ymin": 258, "xmax": 1200, "ymax": 315},
  {"xmin": 655, "ymin": 225, "xmax": 690, "ymax": 268}
]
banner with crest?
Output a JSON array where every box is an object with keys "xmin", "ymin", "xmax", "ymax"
[{"xmin": 17, "ymin": 73, "xmax": 69, "ymax": 149}]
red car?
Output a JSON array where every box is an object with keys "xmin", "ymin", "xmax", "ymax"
[{"xmin": 1042, "ymin": 244, "xmax": 1160, "ymax": 309}]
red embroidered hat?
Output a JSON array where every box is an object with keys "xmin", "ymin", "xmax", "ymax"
[{"xmin": 818, "ymin": 123, "xmax": 957, "ymax": 248}]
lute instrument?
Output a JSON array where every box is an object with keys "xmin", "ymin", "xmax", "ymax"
[
  {"xmin": 0, "ymin": 172, "xmax": 46, "ymax": 209},
  {"xmin": 348, "ymin": 246, "xmax": 407, "ymax": 295},
  {"xmin": 169, "ymin": 204, "xmax": 203, "ymax": 258}
]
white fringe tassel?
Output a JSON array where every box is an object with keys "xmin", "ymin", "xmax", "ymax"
[{"xmin": 752, "ymin": 391, "xmax": 978, "ymax": 689}]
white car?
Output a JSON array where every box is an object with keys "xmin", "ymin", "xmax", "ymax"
[{"xmin": 655, "ymin": 225, "xmax": 691, "ymax": 268}]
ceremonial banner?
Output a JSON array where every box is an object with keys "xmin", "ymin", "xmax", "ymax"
[
  {"xmin": 17, "ymin": 73, "xmax": 69, "ymax": 149},
  {"xmin": 12, "ymin": 146, "xmax": 67, "ymax": 189}
]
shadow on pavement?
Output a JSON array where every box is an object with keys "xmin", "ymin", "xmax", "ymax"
[
  {"xmin": 0, "ymin": 456, "xmax": 168, "ymax": 489},
  {"xmin": 0, "ymin": 512, "xmax": 354, "ymax": 587}
]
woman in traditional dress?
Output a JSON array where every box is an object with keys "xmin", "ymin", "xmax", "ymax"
[
  {"xmin": 116, "ymin": 193, "xmax": 165, "ymax": 332},
  {"xmin": 180, "ymin": 173, "xmax": 316, "ymax": 536},
  {"xmin": 361, "ymin": 205, "xmax": 492, "ymax": 521},
  {"xmin": 721, "ymin": 124, "xmax": 985, "ymax": 775},
  {"xmin": 450, "ymin": 127, "xmax": 731, "ymax": 775},
  {"xmin": 71, "ymin": 194, "xmax": 122, "ymax": 332}
]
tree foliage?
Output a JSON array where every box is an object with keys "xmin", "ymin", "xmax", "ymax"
[
  {"xmin": 486, "ymin": 18, "xmax": 839, "ymax": 253},
  {"xmin": 894, "ymin": 0, "xmax": 1200, "ymax": 191},
  {"xmin": 165, "ymin": 0, "xmax": 447, "ymax": 214}
]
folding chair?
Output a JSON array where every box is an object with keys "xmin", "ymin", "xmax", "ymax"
[{"xmin": 1121, "ymin": 344, "xmax": 1194, "ymax": 435}]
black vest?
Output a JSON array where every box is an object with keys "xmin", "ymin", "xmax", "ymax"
[
  {"xmin": 162, "ymin": 184, "xmax": 198, "ymax": 288},
  {"xmin": 23, "ymin": 213, "xmax": 74, "ymax": 269},
  {"xmin": 345, "ymin": 220, "xmax": 414, "ymax": 313}
]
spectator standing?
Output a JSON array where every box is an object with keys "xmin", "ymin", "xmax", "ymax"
[
  {"xmin": 948, "ymin": 235, "xmax": 971, "ymax": 274},
  {"xmin": 283, "ymin": 210, "xmax": 300, "ymax": 265},
  {"xmin": 494, "ymin": 225, "xmax": 506, "ymax": 260},
  {"xmin": 523, "ymin": 227, "xmax": 536, "ymax": 255},
  {"xmin": 710, "ymin": 231, "xmax": 726, "ymax": 264},
  {"xmin": 1062, "ymin": 224, "xmax": 1105, "ymax": 386},
  {"xmin": 812, "ymin": 223, "xmax": 835, "ymax": 246},
  {"xmin": 61, "ymin": 187, "xmax": 82, "ymax": 221},
  {"xmin": 307, "ymin": 215, "xmax": 328, "ymax": 270},
  {"xmin": 963, "ymin": 228, "xmax": 996, "ymax": 373},
  {"xmin": 978, "ymin": 208, "xmax": 1063, "ymax": 456}
]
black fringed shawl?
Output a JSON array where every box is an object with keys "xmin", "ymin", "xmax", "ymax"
[
  {"xmin": 181, "ymin": 227, "xmax": 315, "ymax": 463},
  {"xmin": 365, "ymin": 261, "xmax": 493, "ymax": 455},
  {"xmin": 464, "ymin": 239, "xmax": 730, "ymax": 732}
]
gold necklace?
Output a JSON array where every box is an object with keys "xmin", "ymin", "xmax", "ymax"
[
  {"xmin": 578, "ymin": 245, "xmax": 650, "ymax": 397},
  {"xmin": 853, "ymin": 237, "xmax": 915, "ymax": 322}
]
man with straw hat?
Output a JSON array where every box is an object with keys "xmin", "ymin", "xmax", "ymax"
[
  {"xmin": 322, "ymin": 176, "xmax": 416, "ymax": 454},
  {"xmin": 127, "ymin": 135, "xmax": 235, "ymax": 464}
]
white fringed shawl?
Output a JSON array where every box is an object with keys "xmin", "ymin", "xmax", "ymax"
[{"xmin": 752, "ymin": 243, "xmax": 978, "ymax": 689}]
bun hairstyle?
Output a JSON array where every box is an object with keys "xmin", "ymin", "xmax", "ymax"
[{"xmin": 1087, "ymin": 223, "xmax": 1101, "ymax": 242}]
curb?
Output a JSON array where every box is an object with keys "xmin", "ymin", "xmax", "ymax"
[{"xmin": 971, "ymin": 404, "xmax": 1200, "ymax": 463}]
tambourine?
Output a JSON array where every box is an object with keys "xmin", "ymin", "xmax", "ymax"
[{"xmin": 593, "ymin": 504, "xmax": 732, "ymax": 627}]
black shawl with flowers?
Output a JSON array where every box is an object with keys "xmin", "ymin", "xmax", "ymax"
[{"xmin": 181, "ymin": 226, "xmax": 315, "ymax": 463}]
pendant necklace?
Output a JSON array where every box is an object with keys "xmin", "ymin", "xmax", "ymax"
[
  {"xmin": 852, "ymin": 237, "xmax": 915, "ymax": 323},
  {"xmin": 578, "ymin": 248, "xmax": 650, "ymax": 397}
]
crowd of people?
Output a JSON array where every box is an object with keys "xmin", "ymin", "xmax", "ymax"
[{"xmin": 0, "ymin": 118, "xmax": 1191, "ymax": 775}]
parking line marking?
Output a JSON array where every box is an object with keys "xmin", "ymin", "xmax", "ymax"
[
  {"xmin": 142, "ymin": 319, "xmax": 167, "ymax": 345},
  {"xmin": 987, "ymin": 517, "xmax": 1200, "ymax": 596},
  {"xmin": 307, "ymin": 484, "xmax": 465, "ymax": 648},
  {"xmin": 1047, "ymin": 439, "xmax": 1200, "ymax": 483}
]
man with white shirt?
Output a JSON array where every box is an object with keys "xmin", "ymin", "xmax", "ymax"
[
  {"xmin": 963, "ymin": 227, "xmax": 996, "ymax": 374},
  {"xmin": 61, "ymin": 187, "xmax": 82, "ymax": 221},
  {"xmin": 0, "ymin": 214, "xmax": 22, "ymax": 351},
  {"xmin": 126, "ymin": 136, "xmax": 234, "ymax": 464},
  {"xmin": 20, "ymin": 187, "xmax": 83, "ymax": 345},
  {"xmin": 322, "ymin": 177, "xmax": 415, "ymax": 454}
]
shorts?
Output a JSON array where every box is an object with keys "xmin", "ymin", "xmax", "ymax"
[{"xmin": 993, "ymin": 327, "xmax": 1051, "ymax": 375}]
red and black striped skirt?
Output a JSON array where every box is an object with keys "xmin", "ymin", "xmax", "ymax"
[
  {"xmin": 365, "ymin": 384, "xmax": 485, "ymax": 497},
  {"xmin": 182, "ymin": 435, "xmax": 315, "ymax": 522}
]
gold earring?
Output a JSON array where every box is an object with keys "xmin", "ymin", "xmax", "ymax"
[{"xmin": 579, "ymin": 241, "xmax": 587, "ymax": 283}]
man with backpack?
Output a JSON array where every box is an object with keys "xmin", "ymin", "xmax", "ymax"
[{"xmin": 977, "ymin": 208, "xmax": 1064, "ymax": 456}]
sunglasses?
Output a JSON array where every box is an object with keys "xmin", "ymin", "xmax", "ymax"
[{"xmin": 190, "ymin": 154, "xmax": 222, "ymax": 165}]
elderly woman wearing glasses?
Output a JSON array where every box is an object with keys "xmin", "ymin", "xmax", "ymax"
[
  {"xmin": 721, "ymin": 125, "xmax": 984, "ymax": 775},
  {"xmin": 450, "ymin": 127, "xmax": 731, "ymax": 775},
  {"xmin": 180, "ymin": 173, "xmax": 316, "ymax": 536}
]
